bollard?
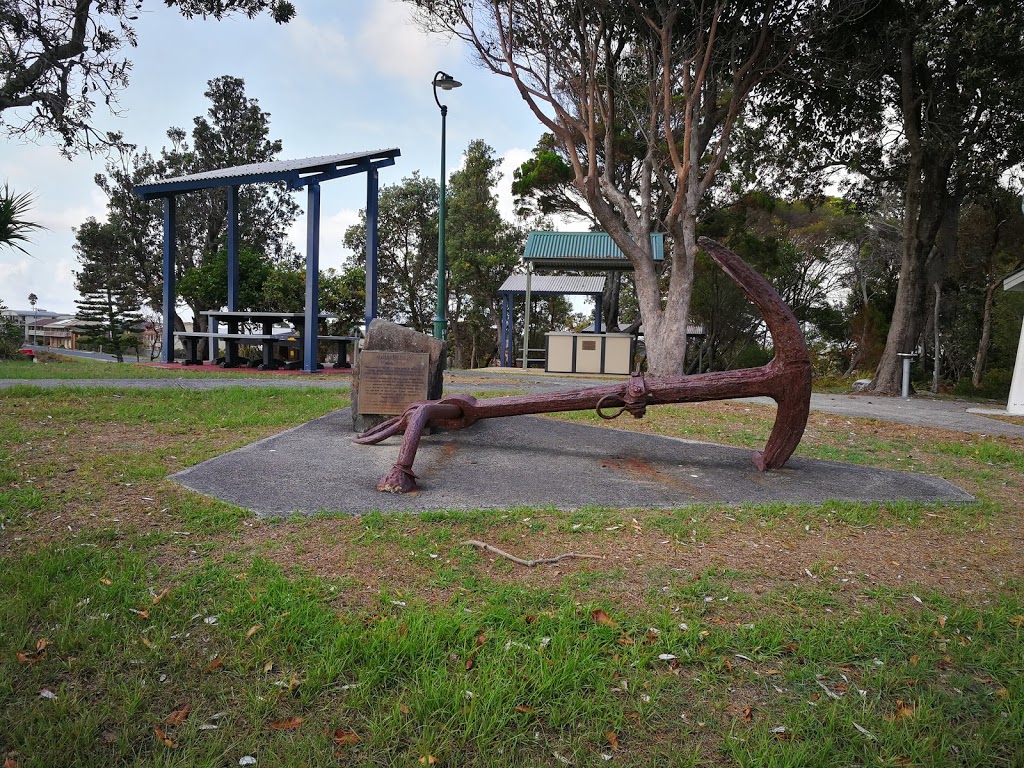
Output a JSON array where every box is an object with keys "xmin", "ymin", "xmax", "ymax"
[{"xmin": 897, "ymin": 352, "xmax": 917, "ymax": 399}]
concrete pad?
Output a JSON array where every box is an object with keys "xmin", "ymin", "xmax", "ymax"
[{"xmin": 170, "ymin": 409, "xmax": 974, "ymax": 516}]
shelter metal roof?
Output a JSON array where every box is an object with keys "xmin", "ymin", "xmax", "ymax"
[
  {"xmin": 1004, "ymin": 268, "xmax": 1024, "ymax": 292},
  {"xmin": 498, "ymin": 275, "xmax": 606, "ymax": 295},
  {"xmin": 134, "ymin": 149, "xmax": 400, "ymax": 199},
  {"xmin": 523, "ymin": 231, "xmax": 664, "ymax": 270}
]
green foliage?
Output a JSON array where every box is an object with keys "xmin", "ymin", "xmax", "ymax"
[
  {"xmin": 73, "ymin": 218, "xmax": 146, "ymax": 362},
  {"xmin": 952, "ymin": 369, "xmax": 1014, "ymax": 401},
  {"xmin": 177, "ymin": 247, "xmax": 275, "ymax": 310},
  {"xmin": 1, "ymin": 0, "xmax": 294, "ymax": 153},
  {"xmin": 343, "ymin": 172, "xmax": 439, "ymax": 333},
  {"xmin": 319, "ymin": 265, "xmax": 366, "ymax": 333},
  {"xmin": 0, "ymin": 183, "xmax": 44, "ymax": 253},
  {"xmin": 446, "ymin": 140, "xmax": 524, "ymax": 368},
  {"xmin": 0, "ymin": 298, "xmax": 25, "ymax": 360},
  {"xmin": 511, "ymin": 140, "xmax": 579, "ymax": 221}
]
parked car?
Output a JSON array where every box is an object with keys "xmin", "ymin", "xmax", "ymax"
[{"xmin": 18, "ymin": 347, "xmax": 35, "ymax": 361}]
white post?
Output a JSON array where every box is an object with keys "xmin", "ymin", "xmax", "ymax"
[
  {"xmin": 1007, "ymin": 315, "xmax": 1024, "ymax": 415},
  {"xmin": 897, "ymin": 352, "xmax": 917, "ymax": 399},
  {"xmin": 521, "ymin": 262, "xmax": 532, "ymax": 369}
]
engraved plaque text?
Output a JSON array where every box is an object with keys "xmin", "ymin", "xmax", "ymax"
[{"xmin": 356, "ymin": 351, "xmax": 430, "ymax": 415}]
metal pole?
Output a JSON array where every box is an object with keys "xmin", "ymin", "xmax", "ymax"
[
  {"xmin": 434, "ymin": 105, "xmax": 448, "ymax": 339},
  {"xmin": 902, "ymin": 356, "xmax": 912, "ymax": 399},
  {"xmin": 522, "ymin": 262, "xmax": 532, "ymax": 368}
]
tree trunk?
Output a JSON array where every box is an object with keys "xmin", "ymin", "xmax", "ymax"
[
  {"xmin": 602, "ymin": 270, "xmax": 621, "ymax": 331},
  {"xmin": 972, "ymin": 279, "xmax": 998, "ymax": 388},
  {"xmin": 931, "ymin": 282, "xmax": 941, "ymax": 393}
]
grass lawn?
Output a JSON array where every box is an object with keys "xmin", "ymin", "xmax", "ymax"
[
  {"xmin": 0, "ymin": 352, "xmax": 352, "ymax": 381},
  {"xmin": 1, "ymin": 383, "xmax": 1022, "ymax": 767}
]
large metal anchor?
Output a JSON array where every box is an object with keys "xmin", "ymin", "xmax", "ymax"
[{"xmin": 355, "ymin": 237, "xmax": 812, "ymax": 493}]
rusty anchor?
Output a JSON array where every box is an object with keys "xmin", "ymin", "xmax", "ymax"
[{"xmin": 354, "ymin": 237, "xmax": 812, "ymax": 493}]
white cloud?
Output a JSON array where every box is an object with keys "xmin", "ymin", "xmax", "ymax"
[
  {"xmin": 357, "ymin": 0, "xmax": 460, "ymax": 83},
  {"xmin": 287, "ymin": 206, "xmax": 362, "ymax": 272},
  {"xmin": 496, "ymin": 147, "xmax": 532, "ymax": 224},
  {"xmin": 287, "ymin": 17, "xmax": 355, "ymax": 81}
]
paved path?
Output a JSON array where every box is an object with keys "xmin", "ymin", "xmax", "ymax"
[{"xmin": 1, "ymin": 370, "xmax": 1019, "ymax": 438}]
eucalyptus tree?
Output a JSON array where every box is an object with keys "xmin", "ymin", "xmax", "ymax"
[
  {"xmin": 410, "ymin": 0, "xmax": 824, "ymax": 374},
  {"xmin": 1, "ymin": 0, "xmax": 294, "ymax": 154},
  {"xmin": 750, "ymin": 0, "xmax": 1024, "ymax": 394}
]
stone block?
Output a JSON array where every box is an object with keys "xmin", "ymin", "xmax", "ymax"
[{"xmin": 351, "ymin": 319, "xmax": 445, "ymax": 432}]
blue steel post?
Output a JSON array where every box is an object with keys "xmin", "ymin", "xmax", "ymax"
[
  {"xmin": 303, "ymin": 182, "xmax": 321, "ymax": 373},
  {"xmin": 498, "ymin": 296, "xmax": 506, "ymax": 366},
  {"xmin": 227, "ymin": 185, "xmax": 240, "ymax": 311},
  {"xmin": 365, "ymin": 168, "xmax": 379, "ymax": 333},
  {"xmin": 161, "ymin": 196, "xmax": 176, "ymax": 363}
]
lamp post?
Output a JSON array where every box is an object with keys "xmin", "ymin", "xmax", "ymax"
[{"xmin": 432, "ymin": 70, "xmax": 461, "ymax": 339}]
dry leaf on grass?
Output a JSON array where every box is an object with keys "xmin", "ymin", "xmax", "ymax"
[
  {"xmin": 592, "ymin": 609, "xmax": 617, "ymax": 627},
  {"xmin": 246, "ymin": 625, "xmax": 263, "ymax": 640},
  {"xmin": 16, "ymin": 638, "xmax": 48, "ymax": 665},
  {"xmin": 153, "ymin": 726, "xmax": 177, "ymax": 748},
  {"xmin": 331, "ymin": 729, "xmax": 360, "ymax": 746},
  {"xmin": 205, "ymin": 657, "xmax": 223, "ymax": 673},
  {"xmin": 164, "ymin": 703, "xmax": 191, "ymax": 727},
  {"xmin": 152, "ymin": 588, "xmax": 171, "ymax": 604},
  {"xmin": 399, "ymin": 703, "xmax": 411, "ymax": 715},
  {"xmin": 605, "ymin": 731, "xmax": 620, "ymax": 750},
  {"xmin": 514, "ymin": 705, "xmax": 534, "ymax": 713},
  {"xmin": 419, "ymin": 756, "xmax": 438, "ymax": 765},
  {"xmin": 268, "ymin": 717, "xmax": 303, "ymax": 731},
  {"xmin": 4, "ymin": 758, "xmax": 18, "ymax": 768},
  {"xmin": 100, "ymin": 578, "xmax": 113, "ymax": 587}
]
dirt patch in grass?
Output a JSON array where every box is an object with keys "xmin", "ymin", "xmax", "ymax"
[
  {"xmin": 156, "ymin": 507, "xmax": 1023, "ymax": 614},
  {"xmin": 6, "ymin": 394, "xmax": 1023, "ymax": 614}
]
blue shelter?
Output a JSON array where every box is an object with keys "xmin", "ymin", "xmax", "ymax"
[{"xmin": 134, "ymin": 149, "xmax": 400, "ymax": 372}]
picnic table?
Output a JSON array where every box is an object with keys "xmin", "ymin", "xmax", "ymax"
[{"xmin": 174, "ymin": 311, "xmax": 357, "ymax": 370}]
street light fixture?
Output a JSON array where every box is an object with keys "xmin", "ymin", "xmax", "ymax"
[{"xmin": 432, "ymin": 71, "xmax": 461, "ymax": 340}]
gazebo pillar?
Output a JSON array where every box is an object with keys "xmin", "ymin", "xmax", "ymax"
[
  {"xmin": 303, "ymin": 181, "xmax": 321, "ymax": 373},
  {"xmin": 161, "ymin": 196, "xmax": 176, "ymax": 363},
  {"xmin": 365, "ymin": 167, "xmax": 379, "ymax": 332},
  {"xmin": 227, "ymin": 185, "xmax": 240, "ymax": 311}
]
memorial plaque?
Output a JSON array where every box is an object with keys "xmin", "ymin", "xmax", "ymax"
[{"xmin": 355, "ymin": 351, "xmax": 430, "ymax": 415}]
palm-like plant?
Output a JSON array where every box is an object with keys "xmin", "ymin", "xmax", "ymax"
[{"xmin": 0, "ymin": 184, "xmax": 45, "ymax": 254}]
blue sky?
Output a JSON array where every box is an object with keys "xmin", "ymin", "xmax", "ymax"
[{"xmin": 2, "ymin": 0, "xmax": 553, "ymax": 314}]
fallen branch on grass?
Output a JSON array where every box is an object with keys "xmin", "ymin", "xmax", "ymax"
[{"xmin": 462, "ymin": 539, "xmax": 605, "ymax": 568}]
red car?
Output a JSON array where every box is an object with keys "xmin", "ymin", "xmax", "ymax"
[{"xmin": 19, "ymin": 347, "xmax": 35, "ymax": 360}]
